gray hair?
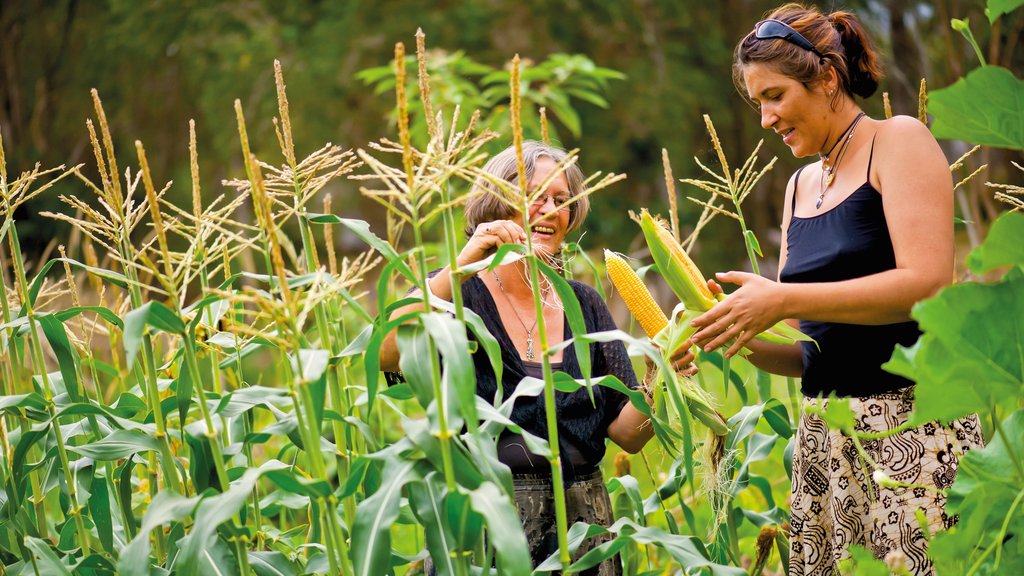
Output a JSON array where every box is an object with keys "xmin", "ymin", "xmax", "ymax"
[{"xmin": 464, "ymin": 141, "xmax": 589, "ymax": 238}]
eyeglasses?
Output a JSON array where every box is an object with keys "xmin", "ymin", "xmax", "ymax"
[
  {"xmin": 753, "ymin": 19, "xmax": 824, "ymax": 59},
  {"xmin": 531, "ymin": 192, "xmax": 572, "ymax": 211}
]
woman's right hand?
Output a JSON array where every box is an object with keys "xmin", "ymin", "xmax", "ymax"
[{"xmin": 457, "ymin": 220, "xmax": 527, "ymax": 268}]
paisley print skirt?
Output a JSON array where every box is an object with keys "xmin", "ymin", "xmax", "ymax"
[{"xmin": 789, "ymin": 387, "xmax": 984, "ymax": 576}]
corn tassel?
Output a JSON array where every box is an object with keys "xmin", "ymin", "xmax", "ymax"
[{"xmin": 604, "ymin": 250, "xmax": 668, "ymax": 338}]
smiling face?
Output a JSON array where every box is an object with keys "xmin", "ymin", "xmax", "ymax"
[
  {"xmin": 742, "ymin": 63, "xmax": 834, "ymax": 158},
  {"xmin": 520, "ymin": 156, "xmax": 572, "ymax": 259}
]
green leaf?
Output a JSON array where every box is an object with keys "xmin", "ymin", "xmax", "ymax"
[
  {"xmin": 351, "ymin": 457, "xmax": 419, "ymax": 576},
  {"xmin": 930, "ymin": 66, "xmax": 1024, "ymax": 150},
  {"xmin": 68, "ymin": 429, "xmax": 161, "ymax": 460},
  {"xmin": 88, "ymin": 475, "xmax": 115, "ymax": 554},
  {"xmin": 421, "ymin": 312, "xmax": 478, "ymax": 429},
  {"xmin": 23, "ymin": 257, "xmax": 128, "ymax": 315},
  {"xmin": 967, "ymin": 211, "xmax": 1024, "ymax": 273},
  {"xmin": 469, "ymin": 482, "xmax": 532, "ymax": 576},
  {"xmin": 744, "ymin": 229, "xmax": 763, "ymax": 257},
  {"xmin": 838, "ymin": 545, "xmax": 893, "ymax": 576},
  {"xmin": 122, "ymin": 301, "xmax": 186, "ymax": 367},
  {"xmin": 901, "ymin": 268, "xmax": 1024, "ymax": 423},
  {"xmin": 396, "ymin": 323, "xmax": 436, "ymax": 408},
  {"xmin": 177, "ymin": 460, "xmax": 290, "ymax": 575},
  {"xmin": 37, "ymin": 314, "xmax": 84, "ymax": 403},
  {"xmin": 607, "ymin": 475, "xmax": 646, "ymax": 523},
  {"xmin": 118, "ymin": 490, "xmax": 199, "ymax": 576},
  {"xmin": 987, "ymin": 0, "xmax": 1024, "ymax": 23},
  {"xmin": 407, "ymin": 475, "xmax": 459, "ymax": 576},
  {"xmin": 930, "ymin": 409, "xmax": 1024, "ymax": 574},
  {"xmin": 24, "ymin": 536, "xmax": 72, "ymax": 576},
  {"xmin": 249, "ymin": 551, "xmax": 301, "ymax": 576},
  {"xmin": 535, "ymin": 257, "xmax": 591, "ymax": 390}
]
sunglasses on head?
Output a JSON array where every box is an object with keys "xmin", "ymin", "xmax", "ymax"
[{"xmin": 753, "ymin": 19, "xmax": 825, "ymax": 58}]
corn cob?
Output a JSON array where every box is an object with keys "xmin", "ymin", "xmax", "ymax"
[
  {"xmin": 639, "ymin": 208, "xmax": 814, "ymax": 347},
  {"xmin": 604, "ymin": 250, "xmax": 668, "ymax": 338},
  {"xmin": 605, "ymin": 250, "xmax": 728, "ymax": 435},
  {"xmin": 640, "ymin": 209, "xmax": 717, "ymax": 312}
]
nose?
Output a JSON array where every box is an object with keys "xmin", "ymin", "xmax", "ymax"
[{"xmin": 760, "ymin": 106, "xmax": 777, "ymax": 130}]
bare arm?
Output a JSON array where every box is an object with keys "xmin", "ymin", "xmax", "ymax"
[{"xmin": 692, "ymin": 116, "xmax": 953, "ymax": 357}]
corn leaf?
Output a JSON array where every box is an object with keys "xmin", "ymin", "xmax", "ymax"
[
  {"xmin": 468, "ymin": 481, "xmax": 532, "ymax": 576},
  {"xmin": 118, "ymin": 490, "xmax": 199, "ymax": 576},
  {"xmin": 122, "ymin": 301, "xmax": 185, "ymax": 367},
  {"xmin": 421, "ymin": 312, "xmax": 477, "ymax": 429},
  {"xmin": 176, "ymin": 460, "xmax": 290, "ymax": 575},
  {"xmin": 248, "ymin": 551, "xmax": 301, "ymax": 576},
  {"xmin": 351, "ymin": 457, "xmax": 419, "ymax": 576},
  {"xmin": 407, "ymin": 475, "xmax": 459, "ymax": 576},
  {"xmin": 68, "ymin": 429, "xmax": 161, "ymax": 460},
  {"xmin": 23, "ymin": 536, "xmax": 71, "ymax": 576}
]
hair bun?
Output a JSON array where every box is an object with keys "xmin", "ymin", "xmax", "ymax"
[{"xmin": 829, "ymin": 10, "xmax": 882, "ymax": 98}]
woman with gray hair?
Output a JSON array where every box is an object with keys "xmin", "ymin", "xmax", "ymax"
[{"xmin": 380, "ymin": 141, "xmax": 694, "ymax": 574}]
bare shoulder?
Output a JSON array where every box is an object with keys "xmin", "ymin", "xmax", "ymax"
[
  {"xmin": 874, "ymin": 115, "xmax": 939, "ymax": 150},
  {"xmin": 870, "ymin": 115, "xmax": 948, "ymax": 188}
]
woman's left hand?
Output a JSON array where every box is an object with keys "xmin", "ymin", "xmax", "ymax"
[
  {"xmin": 690, "ymin": 271, "xmax": 786, "ymax": 358},
  {"xmin": 644, "ymin": 338, "xmax": 699, "ymax": 382}
]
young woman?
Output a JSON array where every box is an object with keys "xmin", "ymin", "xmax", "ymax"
[
  {"xmin": 380, "ymin": 141, "xmax": 693, "ymax": 575},
  {"xmin": 690, "ymin": 4, "xmax": 983, "ymax": 575}
]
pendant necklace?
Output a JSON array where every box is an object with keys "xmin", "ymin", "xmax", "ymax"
[
  {"xmin": 493, "ymin": 271, "xmax": 540, "ymax": 361},
  {"xmin": 818, "ymin": 111, "xmax": 866, "ymax": 209}
]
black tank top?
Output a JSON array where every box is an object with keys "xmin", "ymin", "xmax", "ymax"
[{"xmin": 779, "ymin": 138, "xmax": 920, "ymax": 397}]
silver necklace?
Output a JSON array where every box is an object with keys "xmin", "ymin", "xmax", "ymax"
[
  {"xmin": 817, "ymin": 112, "xmax": 866, "ymax": 209},
  {"xmin": 492, "ymin": 271, "xmax": 540, "ymax": 361}
]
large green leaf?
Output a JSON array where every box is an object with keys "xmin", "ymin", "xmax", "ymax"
[
  {"xmin": 37, "ymin": 314, "xmax": 84, "ymax": 403},
  {"xmin": 967, "ymin": 211, "xmax": 1024, "ymax": 273},
  {"xmin": 895, "ymin": 268, "xmax": 1024, "ymax": 424},
  {"xmin": 117, "ymin": 491, "xmax": 199, "ymax": 576},
  {"xmin": 421, "ymin": 312, "xmax": 478, "ymax": 429},
  {"xmin": 468, "ymin": 481, "xmax": 532, "ymax": 576},
  {"xmin": 87, "ymin": 475, "xmax": 115, "ymax": 554},
  {"xmin": 351, "ymin": 457, "xmax": 419, "ymax": 576},
  {"xmin": 930, "ymin": 410, "xmax": 1024, "ymax": 574},
  {"xmin": 396, "ymin": 323, "xmax": 435, "ymax": 407},
  {"xmin": 249, "ymin": 551, "xmax": 301, "ymax": 576},
  {"xmin": 67, "ymin": 429, "xmax": 161, "ymax": 460},
  {"xmin": 122, "ymin": 301, "xmax": 186, "ymax": 367},
  {"xmin": 176, "ymin": 460, "xmax": 290, "ymax": 575},
  {"xmin": 22, "ymin": 257, "xmax": 128, "ymax": 315},
  {"xmin": 987, "ymin": 0, "xmax": 1024, "ymax": 23},
  {"xmin": 24, "ymin": 536, "xmax": 72, "ymax": 576},
  {"xmin": 407, "ymin": 474, "xmax": 459, "ymax": 576},
  {"xmin": 930, "ymin": 66, "xmax": 1024, "ymax": 150}
]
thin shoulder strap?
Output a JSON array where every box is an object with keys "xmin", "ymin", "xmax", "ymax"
[
  {"xmin": 866, "ymin": 133, "xmax": 878, "ymax": 180},
  {"xmin": 791, "ymin": 165, "xmax": 809, "ymax": 212}
]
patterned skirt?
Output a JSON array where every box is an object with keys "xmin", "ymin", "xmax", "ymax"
[
  {"xmin": 513, "ymin": 470, "xmax": 621, "ymax": 576},
  {"xmin": 789, "ymin": 387, "xmax": 984, "ymax": 576}
]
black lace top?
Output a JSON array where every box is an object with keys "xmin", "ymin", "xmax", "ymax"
[{"xmin": 451, "ymin": 273, "xmax": 640, "ymax": 476}]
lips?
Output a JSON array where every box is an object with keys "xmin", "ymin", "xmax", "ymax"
[
  {"xmin": 532, "ymin": 225, "xmax": 556, "ymax": 235},
  {"xmin": 781, "ymin": 127, "xmax": 795, "ymax": 145}
]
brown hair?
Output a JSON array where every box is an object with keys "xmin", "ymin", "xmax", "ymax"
[
  {"xmin": 733, "ymin": 3, "xmax": 883, "ymax": 104},
  {"xmin": 463, "ymin": 141, "xmax": 589, "ymax": 238}
]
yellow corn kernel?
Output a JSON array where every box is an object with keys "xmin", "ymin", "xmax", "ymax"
[{"xmin": 605, "ymin": 250, "xmax": 668, "ymax": 338}]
